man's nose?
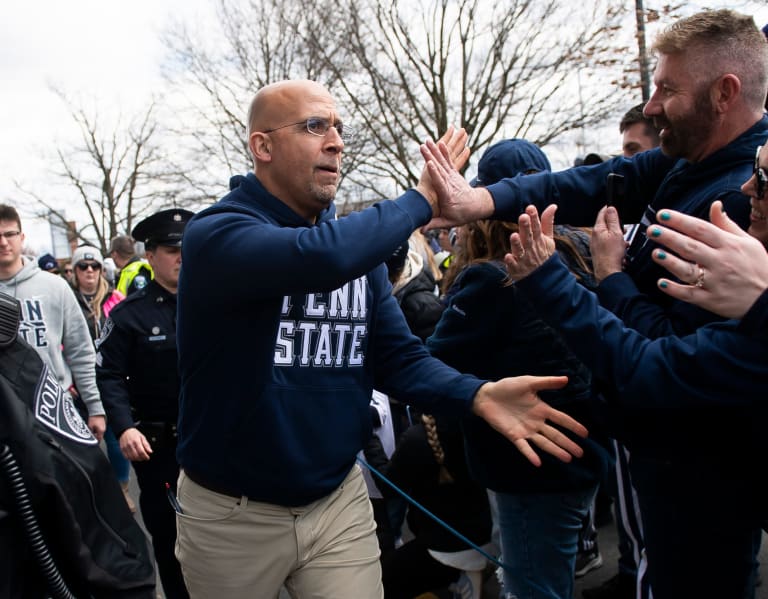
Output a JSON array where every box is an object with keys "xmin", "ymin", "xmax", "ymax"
[{"xmin": 643, "ymin": 93, "xmax": 661, "ymax": 117}]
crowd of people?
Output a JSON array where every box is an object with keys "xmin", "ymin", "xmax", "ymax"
[{"xmin": 1, "ymin": 7, "xmax": 768, "ymax": 599}]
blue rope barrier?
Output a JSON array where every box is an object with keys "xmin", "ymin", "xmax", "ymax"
[{"xmin": 356, "ymin": 456, "xmax": 509, "ymax": 572}]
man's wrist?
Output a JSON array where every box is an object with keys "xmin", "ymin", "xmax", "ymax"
[
  {"xmin": 414, "ymin": 183, "xmax": 438, "ymax": 217},
  {"xmin": 594, "ymin": 267, "xmax": 621, "ymax": 283}
]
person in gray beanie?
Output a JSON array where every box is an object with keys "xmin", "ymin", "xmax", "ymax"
[{"xmin": 71, "ymin": 244, "xmax": 135, "ymax": 513}]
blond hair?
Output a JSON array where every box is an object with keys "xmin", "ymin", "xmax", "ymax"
[
  {"xmin": 653, "ymin": 9, "xmax": 768, "ymax": 111},
  {"xmin": 74, "ymin": 275, "xmax": 109, "ymax": 336},
  {"xmin": 410, "ymin": 230, "xmax": 442, "ymax": 282}
]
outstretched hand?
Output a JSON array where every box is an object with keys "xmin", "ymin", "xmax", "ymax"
[
  {"xmin": 651, "ymin": 201, "xmax": 768, "ymax": 319},
  {"xmin": 472, "ymin": 375, "xmax": 587, "ymax": 466},
  {"xmin": 504, "ymin": 204, "xmax": 558, "ymax": 281},
  {"xmin": 418, "ymin": 136, "xmax": 495, "ymax": 229},
  {"xmin": 591, "ymin": 206, "xmax": 627, "ymax": 282}
]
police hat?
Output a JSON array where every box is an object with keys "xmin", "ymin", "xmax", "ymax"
[{"xmin": 131, "ymin": 208, "xmax": 194, "ymax": 248}]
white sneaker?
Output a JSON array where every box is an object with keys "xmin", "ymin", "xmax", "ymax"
[{"xmin": 449, "ymin": 569, "xmax": 483, "ymax": 599}]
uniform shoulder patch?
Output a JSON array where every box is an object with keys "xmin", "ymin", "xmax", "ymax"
[
  {"xmin": 34, "ymin": 365, "xmax": 97, "ymax": 445},
  {"xmin": 133, "ymin": 275, "xmax": 148, "ymax": 290}
]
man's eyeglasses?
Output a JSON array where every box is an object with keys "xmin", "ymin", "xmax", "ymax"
[
  {"xmin": 0, "ymin": 230, "xmax": 21, "ymax": 240},
  {"xmin": 264, "ymin": 117, "xmax": 354, "ymax": 143},
  {"xmin": 76, "ymin": 262, "xmax": 102, "ymax": 272},
  {"xmin": 64, "ymin": 268, "xmax": 73, "ymax": 274},
  {"xmin": 755, "ymin": 146, "xmax": 767, "ymax": 199}
]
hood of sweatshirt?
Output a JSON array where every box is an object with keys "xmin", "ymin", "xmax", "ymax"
[{"xmin": 0, "ymin": 256, "xmax": 42, "ymax": 297}]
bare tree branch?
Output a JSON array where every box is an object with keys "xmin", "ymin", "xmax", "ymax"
[
  {"xmin": 16, "ymin": 90, "xmax": 197, "ymax": 256},
  {"xmin": 161, "ymin": 0, "xmax": 637, "ymax": 210}
]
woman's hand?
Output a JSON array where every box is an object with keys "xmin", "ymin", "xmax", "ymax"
[
  {"xmin": 651, "ymin": 201, "xmax": 768, "ymax": 319},
  {"xmin": 504, "ymin": 204, "xmax": 558, "ymax": 281}
]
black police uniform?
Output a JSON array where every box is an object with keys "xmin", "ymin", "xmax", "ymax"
[{"xmin": 96, "ymin": 209, "xmax": 193, "ymax": 599}]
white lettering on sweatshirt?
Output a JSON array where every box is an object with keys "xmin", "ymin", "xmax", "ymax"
[
  {"xmin": 274, "ymin": 276, "xmax": 368, "ymax": 367},
  {"xmin": 18, "ymin": 297, "xmax": 49, "ymax": 348}
]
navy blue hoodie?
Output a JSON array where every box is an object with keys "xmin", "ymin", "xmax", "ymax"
[
  {"xmin": 517, "ymin": 255, "xmax": 768, "ymax": 463},
  {"xmin": 176, "ymin": 174, "xmax": 484, "ymax": 506},
  {"xmin": 487, "ymin": 116, "xmax": 768, "ymax": 337},
  {"xmin": 487, "ymin": 116, "xmax": 768, "ymax": 461}
]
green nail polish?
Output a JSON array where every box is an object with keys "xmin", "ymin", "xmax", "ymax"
[
  {"xmin": 650, "ymin": 227, "xmax": 662, "ymax": 238},
  {"xmin": 659, "ymin": 280, "xmax": 668, "ymax": 289},
  {"xmin": 659, "ymin": 211, "xmax": 671, "ymax": 221},
  {"xmin": 657, "ymin": 251, "xmax": 666, "ymax": 259}
]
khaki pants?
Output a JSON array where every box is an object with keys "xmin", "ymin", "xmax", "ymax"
[{"xmin": 175, "ymin": 465, "xmax": 383, "ymax": 599}]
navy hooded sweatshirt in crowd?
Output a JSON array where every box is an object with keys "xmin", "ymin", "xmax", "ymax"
[
  {"xmin": 516, "ymin": 254, "xmax": 768, "ymax": 495},
  {"xmin": 486, "ymin": 115, "xmax": 768, "ymax": 337},
  {"xmin": 176, "ymin": 174, "xmax": 485, "ymax": 506},
  {"xmin": 485, "ymin": 115, "xmax": 768, "ymax": 460}
]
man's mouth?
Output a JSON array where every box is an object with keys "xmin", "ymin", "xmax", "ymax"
[
  {"xmin": 751, "ymin": 203, "xmax": 766, "ymax": 221},
  {"xmin": 652, "ymin": 117, "xmax": 668, "ymax": 135}
]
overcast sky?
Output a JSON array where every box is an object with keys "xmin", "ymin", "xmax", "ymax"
[
  {"xmin": 0, "ymin": 0, "xmax": 214, "ymax": 252},
  {"xmin": 2, "ymin": 1, "xmax": 768, "ymax": 253}
]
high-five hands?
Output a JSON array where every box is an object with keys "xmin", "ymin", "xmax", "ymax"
[
  {"xmin": 416, "ymin": 126, "xmax": 470, "ymax": 210},
  {"xmin": 418, "ymin": 132, "xmax": 495, "ymax": 229}
]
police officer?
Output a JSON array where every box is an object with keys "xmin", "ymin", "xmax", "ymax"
[{"xmin": 96, "ymin": 208, "xmax": 193, "ymax": 599}]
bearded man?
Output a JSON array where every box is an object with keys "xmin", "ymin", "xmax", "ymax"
[{"xmin": 418, "ymin": 9, "xmax": 768, "ymax": 599}]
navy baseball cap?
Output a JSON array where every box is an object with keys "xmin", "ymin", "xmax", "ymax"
[
  {"xmin": 37, "ymin": 253, "xmax": 58, "ymax": 272},
  {"xmin": 470, "ymin": 139, "xmax": 552, "ymax": 187}
]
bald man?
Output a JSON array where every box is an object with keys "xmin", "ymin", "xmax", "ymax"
[{"xmin": 174, "ymin": 80, "xmax": 587, "ymax": 598}]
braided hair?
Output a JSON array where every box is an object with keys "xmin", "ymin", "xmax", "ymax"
[{"xmin": 421, "ymin": 414, "xmax": 454, "ymax": 484}]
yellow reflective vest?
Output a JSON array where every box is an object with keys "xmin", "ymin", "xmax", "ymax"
[{"xmin": 116, "ymin": 260, "xmax": 153, "ymax": 296}]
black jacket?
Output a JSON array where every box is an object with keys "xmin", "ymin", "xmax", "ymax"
[
  {"xmin": 0, "ymin": 293, "xmax": 155, "ymax": 598},
  {"xmin": 427, "ymin": 261, "xmax": 611, "ymax": 493},
  {"xmin": 96, "ymin": 280, "xmax": 180, "ymax": 436},
  {"xmin": 365, "ymin": 413, "xmax": 491, "ymax": 551},
  {"xmin": 393, "ymin": 269, "xmax": 444, "ymax": 342}
]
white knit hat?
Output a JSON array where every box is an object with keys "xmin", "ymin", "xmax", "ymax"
[{"xmin": 71, "ymin": 245, "xmax": 104, "ymax": 268}]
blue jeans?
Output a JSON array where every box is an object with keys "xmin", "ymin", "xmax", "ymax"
[
  {"xmin": 496, "ymin": 485, "xmax": 598, "ymax": 599},
  {"xmin": 104, "ymin": 425, "xmax": 130, "ymax": 483}
]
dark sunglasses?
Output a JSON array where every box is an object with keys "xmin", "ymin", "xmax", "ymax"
[
  {"xmin": 76, "ymin": 262, "xmax": 102, "ymax": 272},
  {"xmin": 755, "ymin": 145, "xmax": 767, "ymax": 199}
]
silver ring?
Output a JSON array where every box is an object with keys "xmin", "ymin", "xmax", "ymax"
[
  {"xmin": 694, "ymin": 264, "xmax": 705, "ymax": 289},
  {"xmin": 516, "ymin": 248, "xmax": 526, "ymax": 259}
]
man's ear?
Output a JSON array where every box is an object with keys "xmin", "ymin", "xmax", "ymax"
[
  {"xmin": 249, "ymin": 132, "xmax": 272, "ymax": 163},
  {"xmin": 711, "ymin": 74, "xmax": 741, "ymax": 114}
]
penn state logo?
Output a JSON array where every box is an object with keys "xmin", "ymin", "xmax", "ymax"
[{"xmin": 34, "ymin": 365, "xmax": 97, "ymax": 445}]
